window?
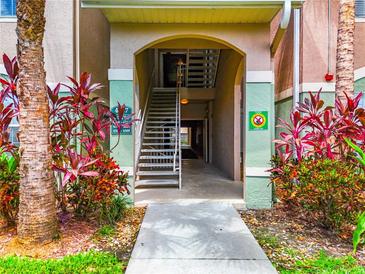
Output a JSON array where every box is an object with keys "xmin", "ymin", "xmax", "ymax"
[
  {"xmin": 1, "ymin": 74, "xmax": 19, "ymax": 146},
  {"xmin": 356, "ymin": 0, "xmax": 365, "ymax": 18},
  {"xmin": 0, "ymin": 0, "xmax": 16, "ymax": 17}
]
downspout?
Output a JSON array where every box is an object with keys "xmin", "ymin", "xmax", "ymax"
[
  {"xmin": 293, "ymin": 8, "xmax": 301, "ymax": 110},
  {"xmin": 74, "ymin": 0, "xmax": 80, "ymax": 81},
  {"xmin": 270, "ymin": 0, "xmax": 291, "ymax": 57},
  {"xmin": 281, "ymin": 0, "xmax": 292, "ymax": 29}
]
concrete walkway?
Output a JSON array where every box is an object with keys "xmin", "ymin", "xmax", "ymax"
[
  {"xmin": 126, "ymin": 202, "xmax": 277, "ymax": 274},
  {"xmin": 135, "ymin": 160, "xmax": 244, "ymax": 209}
]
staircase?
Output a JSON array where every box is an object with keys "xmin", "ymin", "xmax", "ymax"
[
  {"xmin": 185, "ymin": 49, "xmax": 220, "ymax": 88},
  {"xmin": 135, "ymin": 87, "xmax": 181, "ymax": 188}
]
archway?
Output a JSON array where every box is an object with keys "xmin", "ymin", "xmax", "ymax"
[{"xmin": 133, "ymin": 35, "xmax": 245, "ymax": 204}]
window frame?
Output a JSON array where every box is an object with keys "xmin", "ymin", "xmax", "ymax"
[
  {"xmin": 356, "ymin": 0, "xmax": 365, "ymax": 21},
  {"xmin": 0, "ymin": 0, "xmax": 17, "ymax": 19}
]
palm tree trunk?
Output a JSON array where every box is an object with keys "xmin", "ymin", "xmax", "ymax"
[
  {"xmin": 335, "ymin": 0, "xmax": 356, "ymax": 104},
  {"xmin": 16, "ymin": 0, "xmax": 58, "ymax": 244}
]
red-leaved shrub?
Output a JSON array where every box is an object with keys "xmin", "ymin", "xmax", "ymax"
[
  {"xmin": 0, "ymin": 54, "xmax": 134, "ymax": 224},
  {"xmin": 273, "ymin": 90, "xmax": 365, "ymax": 233}
]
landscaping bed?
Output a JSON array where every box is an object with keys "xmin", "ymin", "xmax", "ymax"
[
  {"xmin": 242, "ymin": 205, "xmax": 365, "ymax": 273},
  {"xmin": 0, "ymin": 207, "xmax": 145, "ymax": 273}
]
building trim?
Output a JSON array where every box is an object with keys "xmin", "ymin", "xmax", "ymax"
[
  {"xmin": 120, "ymin": 166, "xmax": 134, "ymax": 176},
  {"xmin": 275, "ymin": 82, "xmax": 337, "ymax": 102},
  {"xmin": 246, "ymin": 167, "xmax": 271, "ymax": 177},
  {"xmin": 0, "ymin": 64, "xmax": 6, "ymax": 75},
  {"xmin": 302, "ymin": 82, "xmax": 335, "ymax": 92},
  {"xmin": 81, "ymin": 0, "xmax": 304, "ymax": 8},
  {"xmin": 0, "ymin": 17, "xmax": 16, "ymax": 23},
  {"xmin": 355, "ymin": 67, "xmax": 365, "ymax": 81},
  {"xmin": 108, "ymin": 69, "xmax": 133, "ymax": 81},
  {"xmin": 246, "ymin": 71, "xmax": 274, "ymax": 83}
]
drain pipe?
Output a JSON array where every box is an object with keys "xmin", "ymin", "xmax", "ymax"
[
  {"xmin": 281, "ymin": 0, "xmax": 292, "ymax": 29},
  {"xmin": 293, "ymin": 8, "xmax": 301, "ymax": 110}
]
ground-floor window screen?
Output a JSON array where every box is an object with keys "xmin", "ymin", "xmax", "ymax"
[
  {"xmin": 356, "ymin": 0, "xmax": 365, "ymax": 18},
  {"xmin": 3, "ymin": 94, "xmax": 19, "ymax": 146},
  {"xmin": 0, "ymin": 0, "xmax": 16, "ymax": 17}
]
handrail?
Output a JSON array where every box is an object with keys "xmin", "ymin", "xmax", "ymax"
[
  {"xmin": 174, "ymin": 60, "xmax": 184, "ymax": 189},
  {"xmin": 178, "ymin": 76, "xmax": 182, "ymax": 189}
]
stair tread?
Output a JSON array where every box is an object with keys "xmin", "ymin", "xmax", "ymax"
[
  {"xmin": 140, "ymin": 155, "xmax": 175, "ymax": 159},
  {"xmin": 138, "ymin": 163, "xmax": 175, "ymax": 167},
  {"xmin": 135, "ymin": 179, "xmax": 179, "ymax": 187},
  {"xmin": 141, "ymin": 149, "xmax": 176, "ymax": 152},
  {"xmin": 145, "ymin": 132, "xmax": 175, "ymax": 135},
  {"xmin": 144, "ymin": 136, "xmax": 175, "ymax": 139},
  {"xmin": 147, "ymin": 121, "xmax": 176, "ymax": 124},
  {"xmin": 149, "ymin": 112, "xmax": 176, "ymax": 114},
  {"xmin": 143, "ymin": 143, "xmax": 176, "ymax": 145},
  {"xmin": 136, "ymin": 171, "xmax": 179, "ymax": 176}
]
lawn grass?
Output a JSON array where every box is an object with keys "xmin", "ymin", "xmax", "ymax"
[
  {"xmin": 253, "ymin": 228, "xmax": 365, "ymax": 273},
  {"xmin": 280, "ymin": 251, "xmax": 365, "ymax": 274},
  {"xmin": 0, "ymin": 251, "xmax": 124, "ymax": 274}
]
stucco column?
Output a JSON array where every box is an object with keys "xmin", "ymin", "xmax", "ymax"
[
  {"xmin": 109, "ymin": 68, "xmax": 135, "ymax": 198},
  {"xmin": 244, "ymin": 71, "xmax": 274, "ymax": 209}
]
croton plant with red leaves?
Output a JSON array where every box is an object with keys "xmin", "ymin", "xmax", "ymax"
[
  {"xmin": 0, "ymin": 54, "xmax": 134, "ymax": 222},
  {"xmin": 272, "ymin": 90, "xmax": 365, "ymax": 233},
  {"xmin": 274, "ymin": 90, "xmax": 365, "ymax": 163}
]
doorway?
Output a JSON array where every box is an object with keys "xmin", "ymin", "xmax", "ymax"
[
  {"xmin": 181, "ymin": 120, "xmax": 205, "ymax": 160},
  {"xmin": 161, "ymin": 52, "xmax": 187, "ymax": 87}
]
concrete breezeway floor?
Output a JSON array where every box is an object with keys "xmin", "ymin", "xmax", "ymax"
[
  {"xmin": 135, "ymin": 159, "xmax": 245, "ymax": 208},
  {"xmin": 126, "ymin": 202, "xmax": 277, "ymax": 274}
]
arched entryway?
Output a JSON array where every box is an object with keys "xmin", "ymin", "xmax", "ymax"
[{"xmin": 133, "ymin": 35, "xmax": 245, "ymax": 205}]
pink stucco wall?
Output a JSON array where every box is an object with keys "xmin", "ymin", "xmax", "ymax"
[{"xmin": 275, "ymin": 0, "xmax": 365, "ymax": 95}]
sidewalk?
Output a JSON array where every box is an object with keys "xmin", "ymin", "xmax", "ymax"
[{"xmin": 126, "ymin": 202, "xmax": 277, "ymax": 274}]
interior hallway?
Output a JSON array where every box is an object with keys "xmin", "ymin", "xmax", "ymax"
[{"xmin": 135, "ymin": 159, "xmax": 244, "ymax": 209}]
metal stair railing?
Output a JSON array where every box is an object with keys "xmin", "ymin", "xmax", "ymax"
[{"xmin": 174, "ymin": 60, "xmax": 184, "ymax": 189}]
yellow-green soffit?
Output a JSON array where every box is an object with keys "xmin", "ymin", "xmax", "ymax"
[
  {"xmin": 102, "ymin": 8, "xmax": 281, "ymax": 23},
  {"xmin": 82, "ymin": 0, "xmax": 304, "ymax": 8}
]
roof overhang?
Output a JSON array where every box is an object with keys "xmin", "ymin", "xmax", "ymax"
[{"xmin": 81, "ymin": 0, "xmax": 304, "ymax": 24}]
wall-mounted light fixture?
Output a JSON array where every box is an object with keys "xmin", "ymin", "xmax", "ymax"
[{"xmin": 180, "ymin": 98, "xmax": 189, "ymax": 105}]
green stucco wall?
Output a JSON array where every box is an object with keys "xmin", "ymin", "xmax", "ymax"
[
  {"xmin": 245, "ymin": 83, "xmax": 274, "ymax": 209},
  {"xmin": 356, "ymin": 77, "xmax": 365, "ymax": 92},
  {"xmin": 110, "ymin": 80, "xmax": 134, "ymax": 176}
]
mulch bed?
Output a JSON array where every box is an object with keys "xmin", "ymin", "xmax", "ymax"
[
  {"xmin": 241, "ymin": 204, "xmax": 365, "ymax": 270},
  {"xmin": 92, "ymin": 207, "xmax": 146, "ymax": 261},
  {"xmin": 0, "ymin": 207, "xmax": 146, "ymax": 262}
]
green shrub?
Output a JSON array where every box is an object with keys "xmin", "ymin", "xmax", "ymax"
[
  {"xmin": 0, "ymin": 152, "xmax": 19, "ymax": 224},
  {"xmin": 0, "ymin": 251, "xmax": 124, "ymax": 274},
  {"xmin": 273, "ymin": 158, "xmax": 365, "ymax": 231},
  {"xmin": 280, "ymin": 251, "xmax": 365, "ymax": 274},
  {"xmin": 96, "ymin": 225, "xmax": 116, "ymax": 237},
  {"xmin": 99, "ymin": 194, "xmax": 133, "ymax": 225},
  {"xmin": 353, "ymin": 212, "xmax": 365, "ymax": 253}
]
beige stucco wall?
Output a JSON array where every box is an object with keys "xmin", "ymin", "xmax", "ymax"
[
  {"xmin": 0, "ymin": 0, "xmax": 74, "ymax": 83},
  {"xmin": 212, "ymin": 49, "xmax": 243, "ymax": 180},
  {"xmin": 0, "ymin": 22, "xmax": 16, "ymax": 59},
  {"xmin": 135, "ymin": 49, "xmax": 155, "ymax": 111},
  {"xmin": 110, "ymin": 23, "xmax": 271, "ymax": 71},
  {"xmin": 80, "ymin": 8, "xmax": 110, "ymax": 103},
  {"xmin": 181, "ymin": 103, "xmax": 208, "ymax": 120}
]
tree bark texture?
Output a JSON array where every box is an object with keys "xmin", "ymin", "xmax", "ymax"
[
  {"xmin": 16, "ymin": 0, "xmax": 58, "ymax": 244},
  {"xmin": 335, "ymin": 0, "xmax": 355, "ymax": 104}
]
